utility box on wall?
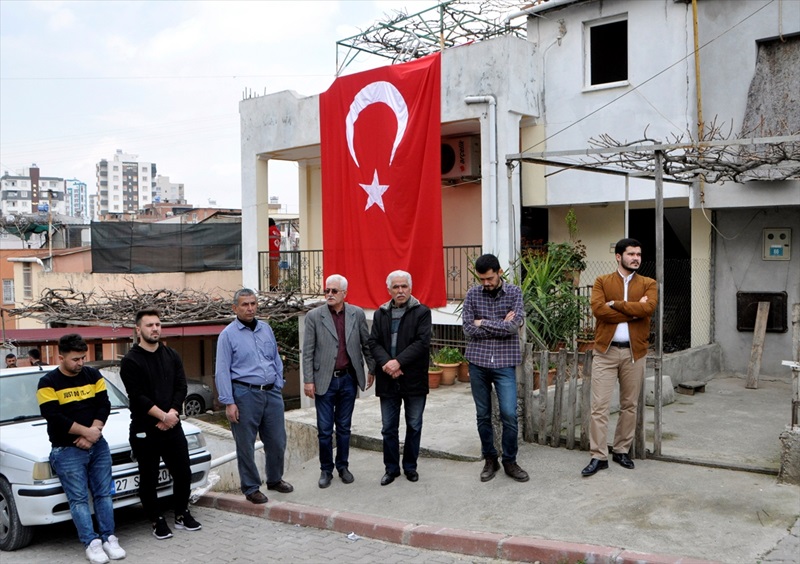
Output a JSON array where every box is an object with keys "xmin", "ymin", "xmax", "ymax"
[{"xmin": 762, "ymin": 228, "xmax": 791, "ymax": 260}]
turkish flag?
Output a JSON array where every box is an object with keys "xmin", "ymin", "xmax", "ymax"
[{"xmin": 320, "ymin": 53, "xmax": 445, "ymax": 309}]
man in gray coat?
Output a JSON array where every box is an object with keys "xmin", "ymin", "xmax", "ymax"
[{"xmin": 302, "ymin": 274, "xmax": 374, "ymax": 488}]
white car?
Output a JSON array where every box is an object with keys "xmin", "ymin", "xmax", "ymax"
[{"xmin": 0, "ymin": 365, "xmax": 212, "ymax": 551}]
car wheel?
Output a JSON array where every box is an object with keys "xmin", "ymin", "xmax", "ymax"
[
  {"xmin": 184, "ymin": 395, "xmax": 205, "ymax": 417},
  {"xmin": 0, "ymin": 476, "xmax": 34, "ymax": 551}
]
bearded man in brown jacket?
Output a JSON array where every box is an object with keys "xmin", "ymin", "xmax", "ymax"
[{"xmin": 582, "ymin": 238, "xmax": 657, "ymax": 477}]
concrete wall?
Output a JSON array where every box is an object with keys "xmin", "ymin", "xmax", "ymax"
[
  {"xmin": 714, "ymin": 208, "xmax": 799, "ymax": 376},
  {"xmin": 662, "ymin": 343, "xmax": 722, "ymax": 386}
]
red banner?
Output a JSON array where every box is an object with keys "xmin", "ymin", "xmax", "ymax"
[{"xmin": 320, "ymin": 53, "xmax": 445, "ymax": 309}]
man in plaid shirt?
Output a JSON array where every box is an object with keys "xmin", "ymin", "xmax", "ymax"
[{"xmin": 462, "ymin": 254, "xmax": 529, "ymax": 483}]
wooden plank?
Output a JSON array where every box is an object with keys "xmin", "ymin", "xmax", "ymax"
[
  {"xmin": 522, "ymin": 344, "xmax": 534, "ymax": 443},
  {"xmin": 537, "ymin": 350, "xmax": 549, "ymax": 446},
  {"xmin": 566, "ymin": 350, "xmax": 578, "ymax": 450},
  {"xmin": 745, "ymin": 301, "xmax": 770, "ymax": 389},
  {"xmin": 580, "ymin": 350, "xmax": 592, "ymax": 451},
  {"xmin": 550, "ymin": 350, "xmax": 567, "ymax": 448}
]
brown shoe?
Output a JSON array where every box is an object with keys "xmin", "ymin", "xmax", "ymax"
[
  {"xmin": 245, "ymin": 490, "xmax": 269, "ymax": 504},
  {"xmin": 480, "ymin": 457, "xmax": 500, "ymax": 482},
  {"xmin": 266, "ymin": 480, "xmax": 294, "ymax": 493},
  {"xmin": 503, "ymin": 461, "xmax": 530, "ymax": 482}
]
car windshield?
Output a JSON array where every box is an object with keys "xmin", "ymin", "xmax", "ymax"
[{"xmin": 0, "ymin": 369, "xmax": 129, "ymax": 424}]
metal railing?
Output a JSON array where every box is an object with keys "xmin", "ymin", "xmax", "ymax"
[{"xmin": 259, "ymin": 245, "xmax": 482, "ymax": 301}]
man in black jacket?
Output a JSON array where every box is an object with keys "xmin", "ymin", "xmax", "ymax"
[
  {"xmin": 368, "ymin": 270, "xmax": 432, "ymax": 485},
  {"xmin": 120, "ymin": 309, "xmax": 201, "ymax": 541}
]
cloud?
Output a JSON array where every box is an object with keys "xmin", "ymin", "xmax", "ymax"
[{"xmin": 30, "ymin": 0, "xmax": 76, "ymax": 31}]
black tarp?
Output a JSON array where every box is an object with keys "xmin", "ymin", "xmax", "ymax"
[{"xmin": 92, "ymin": 221, "xmax": 242, "ymax": 273}]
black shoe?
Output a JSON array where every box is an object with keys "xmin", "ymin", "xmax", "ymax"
[
  {"xmin": 480, "ymin": 457, "xmax": 500, "ymax": 482},
  {"xmin": 152, "ymin": 516, "xmax": 173, "ymax": 540},
  {"xmin": 405, "ymin": 471, "xmax": 419, "ymax": 482},
  {"xmin": 245, "ymin": 490, "xmax": 269, "ymax": 504},
  {"xmin": 318, "ymin": 471, "xmax": 333, "ymax": 489},
  {"xmin": 339, "ymin": 468, "xmax": 354, "ymax": 484},
  {"xmin": 266, "ymin": 480, "xmax": 294, "ymax": 493},
  {"xmin": 612, "ymin": 451, "xmax": 635, "ymax": 469},
  {"xmin": 380, "ymin": 471, "xmax": 400, "ymax": 486},
  {"xmin": 502, "ymin": 461, "xmax": 530, "ymax": 482},
  {"xmin": 175, "ymin": 509, "xmax": 202, "ymax": 531},
  {"xmin": 581, "ymin": 458, "xmax": 609, "ymax": 477}
]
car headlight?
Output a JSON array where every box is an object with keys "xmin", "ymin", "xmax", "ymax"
[
  {"xmin": 33, "ymin": 461, "xmax": 56, "ymax": 481},
  {"xmin": 185, "ymin": 432, "xmax": 206, "ymax": 450}
]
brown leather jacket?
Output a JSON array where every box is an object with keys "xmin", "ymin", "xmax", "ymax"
[{"xmin": 591, "ymin": 271, "xmax": 657, "ymax": 362}]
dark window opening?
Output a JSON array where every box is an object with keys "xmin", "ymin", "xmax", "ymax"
[{"xmin": 590, "ymin": 20, "xmax": 627, "ymax": 85}]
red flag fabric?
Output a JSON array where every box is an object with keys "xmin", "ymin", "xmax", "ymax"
[{"xmin": 320, "ymin": 53, "xmax": 445, "ymax": 309}]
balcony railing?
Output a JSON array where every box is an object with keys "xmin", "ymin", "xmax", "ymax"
[{"xmin": 258, "ymin": 245, "xmax": 482, "ymax": 301}]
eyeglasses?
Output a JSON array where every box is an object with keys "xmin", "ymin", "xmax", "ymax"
[{"xmin": 324, "ymin": 288, "xmax": 340, "ymax": 295}]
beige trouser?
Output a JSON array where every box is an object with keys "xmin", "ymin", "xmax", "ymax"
[{"xmin": 589, "ymin": 346, "xmax": 645, "ymax": 460}]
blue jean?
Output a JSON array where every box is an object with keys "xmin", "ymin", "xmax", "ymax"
[
  {"xmin": 469, "ymin": 364, "xmax": 519, "ymax": 463},
  {"xmin": 231, "ymin": 383, "xmax": 287, "ymax": 495},
  {"xmin": 315, "ymin": 374, "xmax": 357, "ymax": 474},
  {"xmin": 49, "ymin": 437, "xmax": 115, "ymax": 547},
  {"xmin": 380, "ymin": 394, "xmax": 426, "ymax": 475}
]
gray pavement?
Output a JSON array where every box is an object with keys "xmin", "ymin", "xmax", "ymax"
[
  {"xmin": 0, "ymin": 504, "xmax": 504, "ymax": 563},
  {"xmin": 5, "ymin": 375, "xmax": 798, "ymax": 563},
  {"xmin": 242, "ymin": 375, "xmax": 797, "ymax": 563}
]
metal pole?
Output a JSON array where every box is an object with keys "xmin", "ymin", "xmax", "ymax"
[
  {"xmin": 653, "ymin": 151, "xmax": 665, "ymax": 456},
  {"xmin": 624, "ymin": 175, "xmax": 629, "ymax": 237}
]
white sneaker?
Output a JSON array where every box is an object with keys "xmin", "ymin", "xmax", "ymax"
[
  {"xmin": 86, "ymin": 539, "xmax": 110, "ymax": 564},
  {"xmin": 102, "ymin": 535, "xmax": 126, "ymax": 560}
]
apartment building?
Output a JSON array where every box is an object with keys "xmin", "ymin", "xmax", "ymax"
[
  {"xmin": 0, "ymin": 166, "xmax": 66, "ymax": 217},
  {"xmin": 96, "ymin": 149, "xmax": 156, "ymax": 216}
]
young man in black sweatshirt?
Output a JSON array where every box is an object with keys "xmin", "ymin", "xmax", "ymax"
[{"xmin": 120, "ymin": 309, "xmax": 201, "ymax": 540}]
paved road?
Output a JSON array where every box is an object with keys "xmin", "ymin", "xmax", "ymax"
[{"xmin": 1, "ymin": 505, "xmax": 509, "ymax": 563}]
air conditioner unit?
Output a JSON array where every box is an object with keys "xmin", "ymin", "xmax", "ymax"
[{"xmin": 441, "ymin": 136, "xmax": 481, "ymax": 180}]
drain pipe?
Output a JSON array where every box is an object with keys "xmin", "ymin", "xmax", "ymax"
[{"xmin": 464, "ymin": 95, "xmax": 498, "ymax": 254}]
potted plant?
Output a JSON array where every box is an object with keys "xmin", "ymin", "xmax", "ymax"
[
  {"xmin": 428, "ymin": 357, "xmax": 443, "ymax": 389},
  {"xmin": 516, "ymin": 244, "xmax": 589, "ymax": 353},
  {"xmin": 457, "ymin": 356, "xmax": 470, "ymax": 383},
  {"xmin": 432, "ymin": 347, "xmax": 463, "ymax": 386}
]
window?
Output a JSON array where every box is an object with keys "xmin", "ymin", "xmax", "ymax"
[
  {"xmin": 585, "ymin": 15, "xmax": 628, "ymax": 87},
  {"xmin": 2, "ymin": 279, "xmax": 14, "ymax": 304},
  {"xmin": 22, "ymin": 263, "xmax": 32, "ymax": 300},
  {"xmin": 113, "ymin": 165, "xmax": 119, "ymax": 171}
]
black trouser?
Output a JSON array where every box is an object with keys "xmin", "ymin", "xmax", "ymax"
[{"xmin": 129, "ymin": 426, "xmax": 192, "ymax": 522}]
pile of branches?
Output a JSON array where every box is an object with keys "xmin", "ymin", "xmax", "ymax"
[{"xmin": 8, "ymin": 284, "xmax": 323, "ymax": 328}]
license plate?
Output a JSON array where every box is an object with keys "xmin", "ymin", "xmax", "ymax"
[{"xmin": 114, "ymin": 468, "xmax": 171, "ymax": 496}]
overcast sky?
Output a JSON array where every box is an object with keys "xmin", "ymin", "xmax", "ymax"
[{"xmin": 0, "ymin": 0, "xmax": 440, "ymax": 213}]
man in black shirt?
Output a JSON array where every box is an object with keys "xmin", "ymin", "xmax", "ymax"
[{"xmin": 121, "ymin": 309, "xmax": 201, "ymax": 540}]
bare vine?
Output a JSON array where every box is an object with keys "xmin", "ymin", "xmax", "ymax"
[{"xmin": 588, "ymin": 119, "xmax": 800, "ymax": 183}]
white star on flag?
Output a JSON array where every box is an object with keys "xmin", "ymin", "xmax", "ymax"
[{"xmin": 360, "ymin": 170, "xmax": 389, "ymax": 212}]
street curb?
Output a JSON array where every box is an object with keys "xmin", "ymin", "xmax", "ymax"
[{"xmin": 197, "ymin": 492, "xmax": 721, "ymax": 563}]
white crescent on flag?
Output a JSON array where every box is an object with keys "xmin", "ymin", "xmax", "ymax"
[{"xmin": 345, "ymin": 81, "xmax": 408, "ymax": 168}]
